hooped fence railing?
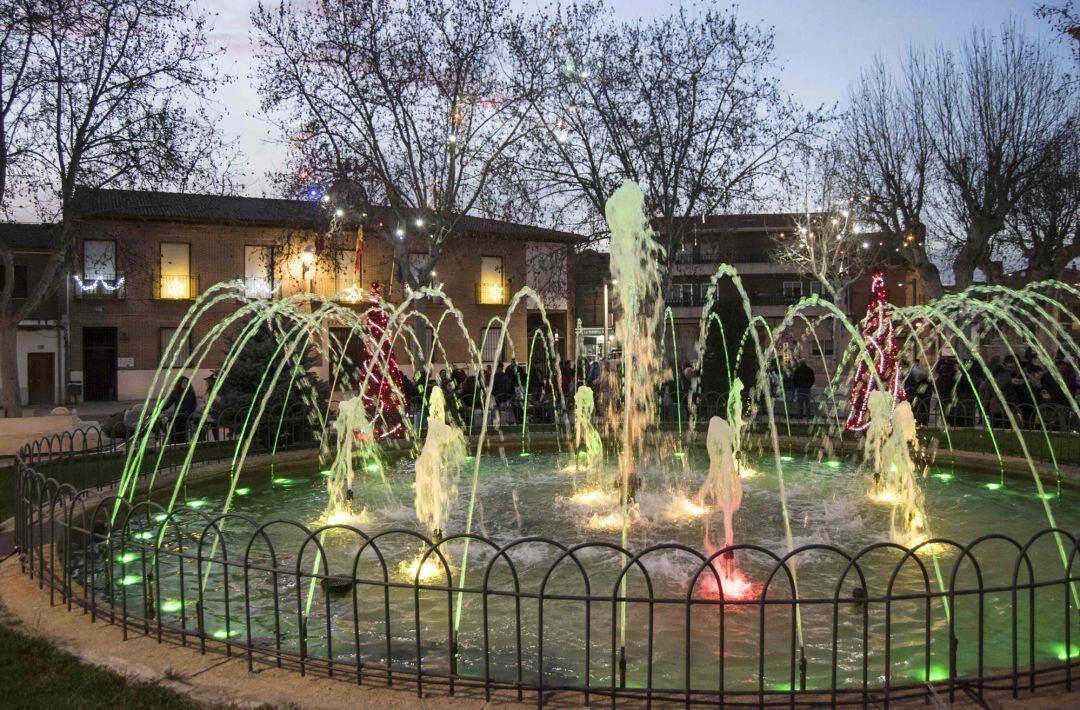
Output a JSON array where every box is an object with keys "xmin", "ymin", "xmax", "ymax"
[{"xmin": 10, "ymin": 426, "xmax": 1080, "ymax": 707}]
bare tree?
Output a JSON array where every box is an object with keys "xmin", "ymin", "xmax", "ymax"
[
  {"xmin": 1037, "ymin": 1, "xmax": 1080, "ymax": 64},
  {"xmin": 251, "ymin": 0, "xmax": 543, "ymax": 290},
  {"xmin": 843, "ymin": 24, "xmax": 1075, "ymax": 298},
  {"xmin": 923, "ymin": 24, "xmax": 1075, "ymax": 292},
  {"xmin": 0, "ymin": 0, "xmax": 226, "ymax": 417},
  {"xmin": 512, "ymin": 1, "xmax": 827, "ymax": 279},
  {"xmin": 0, "ymin": 0, "xmax": 37, "ymax": 214},
  {"xmin": 1002, "ymin": 135, "xmax": 1080, "ymax": 281},
  {"xmin": 840, "ymin": 59, "xmax": 939, "ymax": 297}
]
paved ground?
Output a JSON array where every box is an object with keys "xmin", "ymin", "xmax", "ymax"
[{"xmin": 20, "ymin": 399, "xmax": 142, "ymax": 419}]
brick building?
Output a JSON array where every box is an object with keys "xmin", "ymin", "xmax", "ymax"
[
  {"xmin": 0, "ymin": 224, "xmax": 67, "ymax": 407},
  {"xmin": 19, "ymin": 187, "xmax": 579, "ymax": 404},
  {"xmin": 574, "ymin": 213, "xmax": 924, "ymax": 368}
]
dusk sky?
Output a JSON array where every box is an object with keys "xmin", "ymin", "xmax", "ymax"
[{"xmin": 208, "ymin": 0, "xmax": 1063, "ymax": 199}]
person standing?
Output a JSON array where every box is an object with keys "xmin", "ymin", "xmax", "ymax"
[{"xmin": 792, "ymin": 359, "xmax": 815, "ymax": 419}]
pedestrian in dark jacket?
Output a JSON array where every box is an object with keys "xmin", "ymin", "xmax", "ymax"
[{"xmin": 792, "ymin": 360, "xmax": 815, "ymax": 418}]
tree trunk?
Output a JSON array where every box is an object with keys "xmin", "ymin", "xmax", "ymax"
[{"xmin": 0, "ymin": 318, "xmax": 23, "ymax": 417}]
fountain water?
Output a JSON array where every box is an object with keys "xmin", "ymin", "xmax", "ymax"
[
  {"xmin": 865, "ymin": 390, "xmax": 928, "ymax": 546},
  {"xmin": 572, "ymin": 385, "xmax": 603, "ymax": 478},
  {"xmin": 325, "ymin": 395, "xmax": 377, "ymax": 522},
  {"xmin": 414, "ymin": 387, "xmax": 467, "ymax": 541}
]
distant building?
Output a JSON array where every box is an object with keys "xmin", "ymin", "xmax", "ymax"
[
  {"xmin": 3, "ymin": 188, "xmax": 581, "ymax": 407},
  {"xmin": 0, "ymin": 224, "xmax": 67, "ymax": 409}
]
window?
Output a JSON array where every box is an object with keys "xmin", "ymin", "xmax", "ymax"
[
  {"xmin": 0, "ymin": 264, "xmax": 28, "ymax": 298},
  {"xmin": 782, "ymin": 281, "xmax": 803, "ymax": 299},
  {"xmin": 481, "ymin": 324, "xmax": 504, "ymax": 362},
  {"xmin": 810, "ymin": 281, "xmax": 824, "ymax": 296},
  {"xmin": 159, "ymin": 327, "xmax": 192, "ymax": 364},
  {"xmin": 244, "ymin": 245, "xmax": 274, "ymax": 298},
  {"xmin": 668, "ymin": 282, "xmax": 696, "ymax": 305},
  {"xmin": 83, "ymin": 240, "xmax": 116, "ymax": 280},
  {"xmin": 477, "ymin": 256, "xmax": 505, "ymax": 304},
  {"xmin": 159, "ymin": 243, "xmax": 192, "ymax": 299}
]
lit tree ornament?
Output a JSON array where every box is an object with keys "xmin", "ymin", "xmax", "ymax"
[
  {"xmin": 357, "ymin": 281, "xmax": 408, "ymax": 440},
  {"xmin": 846, "ymin": 270, "xmax": 906, "ymax": 432}
]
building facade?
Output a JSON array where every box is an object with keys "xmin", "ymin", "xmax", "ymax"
[
  {"xmin": 0, "ymin": 224, "xmax": 68, "ymax": 410},
  {"xmin": 2, "ymin": 188, "xmax": 579, "ymax": 406}
]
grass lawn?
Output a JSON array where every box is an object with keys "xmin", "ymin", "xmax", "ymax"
[{"xmin": 0, "ymin": 599, "xmax": 234, "ymax": 709}]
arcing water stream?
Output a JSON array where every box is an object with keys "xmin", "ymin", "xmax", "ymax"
[{"xmin": 84, "ymin": 181, "xmax": 1080, "ymax": 693}]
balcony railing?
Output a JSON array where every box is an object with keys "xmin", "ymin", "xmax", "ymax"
[
  {"xmin": 312, "ymin": 275, "xmax": 364, "ymax": 303},
  {"xmin": 241, "ymin": 276, "xmax": 280, "ymax": 299},
  {"xmin": 154, "ymin": 273, "xmax": 199, "ymax": 300},
  {"xmin": 673, "ymin": 251, "xmax": 774, "ymax": 265},
  {"xmin": 476, "ymin": 280, "xmax": 510, "ymax": 306},
  {"xmin": 73, "ymin": 275, "xmax": 126, "ymax": 300},
  {"xmin": 665, "ymin": 290, "xmax": 832, "ymax": 308}
]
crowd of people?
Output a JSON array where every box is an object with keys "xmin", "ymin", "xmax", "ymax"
[{"xmin": 904, "ymin": 348, "xmax": 1078, "ymax": 429}]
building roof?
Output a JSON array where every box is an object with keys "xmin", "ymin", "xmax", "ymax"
[
  {"xmin": 0, "ymin": 223, "xmax": 60, "ymax": 250},
  {"xmin": 72, "ymin": 187, "xmax": 583, "ymax": 244},
  {"xmin": 676, "ymin": 213, "xmax": 803, "ymax": 234}
]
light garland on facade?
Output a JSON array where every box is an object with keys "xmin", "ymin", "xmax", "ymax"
[{"xmin": 73, "ymin": 275, "xmax": 125, "ymax": 292}]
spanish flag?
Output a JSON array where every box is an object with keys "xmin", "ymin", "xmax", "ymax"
[{"xmin": 353, "ymin": 224, "xmax": 364, "ymax": 272}]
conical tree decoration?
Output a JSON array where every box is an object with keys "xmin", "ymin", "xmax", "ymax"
[{"xmin": 846, "ymin": 270, "xmax": 906, "ymax": 431}]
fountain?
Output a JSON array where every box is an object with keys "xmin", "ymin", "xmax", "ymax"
[
  {"xmin": 572, "ymin": 384, "xmax": 603, "ymax": 477},
  {"xmin": 865, "ymin": 389, "xmax": 928, "ymax": 546},
  {"xmin": 414, "ymin": 387, "xmax": 467, "ymax": 542},
  {"xmin": 16, "ymin": 194, "xmax": 1080, "ymax": 704}
]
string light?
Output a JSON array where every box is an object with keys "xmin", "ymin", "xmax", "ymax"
[
  {"xmin": 358, "ymin": 281, "xmax": 407, "ymax": 440},
  {"xmin": 73, "ymin": 275, "xmax": 125, "ymax": 292},
  {"xmin": 845, "ymin": 270, "xmax": 905, "ymax": 432}
]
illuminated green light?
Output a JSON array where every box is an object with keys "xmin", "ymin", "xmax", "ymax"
[
  {"xmin": 272, "ymin": 477, "xmax": 295, "ymax": 485},
  {"xmin": 363, "ymin": 463, "xmax": 380, "ymax": 474},
  {"xmin": 985, "ymin": 482, "xmax": 1003, "ymax": 491},
  {"xmin": 152, "ymin": 513, "xmax": 169, "ymax": 522},
  {"xmin": 767, "ymin": 681, "xmax": 794, "ymax": 692},
  {"xmin": 934, "ymin": 473, "xmax": 954, "ymax": 482},
  {"xmin": 911, "ymin": 664, "xmax": 950, "ymax": 682},
  {"xmin": 118, "ymin": 575, "xmax": 142, "ymax": 586},
  {"xmin": 780, "ymin": 455, "xmax": 795, "ymax": 462},
  {"xmin": 160, "ymin": 599, "xmax": 183, "ymax": 613},
  {"xmin": 577, "ymin": 450, "xmax": 587, "ymax": 458},
  {"xmin": 211, "ymin": 629, "xmax": 237, "ymax": 640},
  {"xmin": 320, "ymin": 470, "xmax": 333, "ymax": 477},
  {"xmin": 1053, "ymin": 643, "xmax": 1080, "ymax": 661},
  {"xmin": 464, "ymin": 455, "xmax": 475, "ymax": 461},
  {"xmin": 824, "ymin": 460, "xmax": 843, "ymax": 469},
  {"xmin": 1036, "ymin": 492, "xmax": 1056, "ymax": 500},
  {"xmin": 132, "ymin": 531, "xmax": 155, "ymax": 541},
  {"xmin": 519, "ymin": 452, "xmax": 531, "ymax": 457},
  {"xmin": 186, "ymin": 499, "xmax": 209, "ymax": 508},
  {"xmin": 116, "ymin": 552, "xmax": 138, "ymax": 564},
  {"xmin": 673, "ymin": 451, "xmax": 685, "ymax": 458},
  {"xmin": 234, "ymin": 487, "xmax": 251, "ymax": 496}
]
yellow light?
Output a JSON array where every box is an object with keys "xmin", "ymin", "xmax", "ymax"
[
  {"xmin": 568, "ymin": 489, "xmax": 615, "ymax": 507},
  {"xmin": 162, "ymin": 276, "xmax": 189, "ymax": 299},
  {"xmin": 301, "ymin": 249, "xmax": 315, "ymax": 266},
  {"xmin": 585, "ymin": 512, "xmax": 625, "ymax": 531},
  {"xmin": 738, "ymin": 467, "xmax": 759, "ymax": 478},
  {"xmin": 484, "ymin": 282, "xmax": 504, "ymax": 303},
  {"xmin": 871, "ymin": 490, "xmax": 899, "ymax": 504},
  {"xmin": 399, "ymin": 555, "xmax": 447, "ymax": 583}
]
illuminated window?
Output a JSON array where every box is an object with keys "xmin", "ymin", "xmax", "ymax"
[
  {"xmin": 477, "ymin": 256, "xmax": 505, "ymax": 304},
  {"xmin": 244, "ymin": 245, "xmax": 275, "ymax": 298},
  {"xmin": 159, "ymin": 243, "xmax": 192, "ymax": 299}
]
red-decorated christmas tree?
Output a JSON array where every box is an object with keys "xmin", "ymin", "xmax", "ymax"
[
  {"xmin": 359, "ymin": 282, "xmax": 407, "ymax": 439},
  {"xmin": 846, "ymin": 270, "xmax": 906, "ymax": 431}
]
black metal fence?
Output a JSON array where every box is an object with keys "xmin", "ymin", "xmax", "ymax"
[{"xmin": 12, "ymin": 436, "xmax": 1080, "ymax": 707}]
